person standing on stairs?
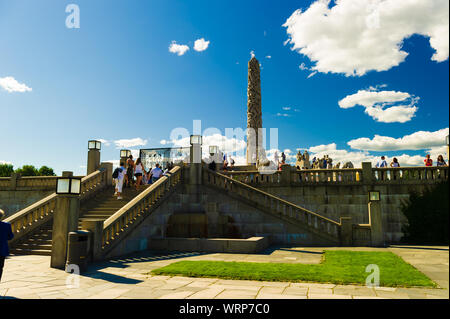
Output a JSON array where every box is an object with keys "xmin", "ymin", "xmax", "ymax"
[
  {"xmin": 134, "ymin": 158, "xmax": 145, "ymax": 191},
  {"xmin": 126, "ymin": 155, "xmax": 135, "ymax": 188},
  {"xmin": 0, "ymin": 209, "xmax": 14, "ymax": 282}
]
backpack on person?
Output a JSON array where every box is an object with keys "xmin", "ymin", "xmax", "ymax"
[{"xmin": 112, "ymin": 167, "xmax": 121, "ymax": 179}]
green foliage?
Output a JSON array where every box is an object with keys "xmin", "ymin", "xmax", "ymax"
[
  {"xmin": 38, "ymin": 166, "xmax": 56, "ymax": 176},
  {"xmin": 14, "ymin": 165, "xmax": 39, "ymax": 176},
  {"xmin": 0, "ymin": 164, "xmax": 14, "ymax": 177},
  {"xmin": 401, "ymin": 181, "xmax": 449, "ymax": 245},
  {"xmin": 151, "ymin": 250, "xmax": 435, "ymax": 287}
]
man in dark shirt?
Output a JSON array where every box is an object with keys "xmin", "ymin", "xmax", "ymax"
[{"xmin": 0, "ymin": 209, "xmax": 14, "ymax": 282}]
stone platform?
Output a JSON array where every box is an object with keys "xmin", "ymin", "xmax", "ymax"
[{"xmin": 1, "ymin": 245, "xmax": 447, "ymax": 299}]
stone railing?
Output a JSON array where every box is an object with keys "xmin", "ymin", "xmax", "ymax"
[
  {"xmin": 101, "ymin": 166, "xmax": 182, "ymax": 253},
  {"xmin": 222, "ymin": 170, "xmax": 282, "ymax": 185},
  {"xmin": 292, "ymin": 168, "xmax": 362, "ymax": 184},
  {"xmin": 372, "ymin": 166, "xmax": 449, "ymax": 183},
  {"xmin": 203, "ymin": 168, "xmax": 341, "ymax": 243},
  {"xmin": 4, "ymin": 169, "xmax": 109, "ymax": 246},
  {"xmin": 0, "ymin": 175, "xmax": 66, "ymax": 191}
]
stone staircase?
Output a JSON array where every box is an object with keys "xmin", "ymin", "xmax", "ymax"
[{"xmin": 10, "ymin": 185, "xmax": 150, "ymax": 256}]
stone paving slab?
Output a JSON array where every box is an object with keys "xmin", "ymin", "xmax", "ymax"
[{"xmin": 0, "ymin": 245, "xmax": 447, "ymax": 299}]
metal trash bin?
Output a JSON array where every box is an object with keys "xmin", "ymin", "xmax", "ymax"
[{"xmin": 65, "ymin": 231, "xmax": 90, "ymax": 273}]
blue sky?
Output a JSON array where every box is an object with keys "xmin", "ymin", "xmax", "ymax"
[{"xmin": 0, "ymin": 0, "xmax": 448, "ymax": 175}]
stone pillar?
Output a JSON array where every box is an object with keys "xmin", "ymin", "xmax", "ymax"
[
  {"xmin": 51, "ymin": 172, "xmax": 81, "ymax": 269},
  {"xmin": 189, "ymin": 144, "xmax": 202, "ymax": 185},
  {"xmin": 9, "ymin": 173, "xmax": 19, "ymax": 190},
  {"xmin": 246, "ymin": 56, "xmax": 263, "ymax": 165},
  {"xmin": 280, "ymin": 164, "xmax": 292, "ymax": 185},
  {"xmin": 340, "ymin": 217, "xmax": 353, "ymax": 246},
  {"xmin": 81, "ymin": 219, "xmax": 104, "ymax": 262},
  {"xmin": 361, "ymin": 162, "xmax": 373, "ymax": 184},
  {"xmin": 87, "ymin": 149, "xmax": 101, "ymax": 175},
  {"xmin": 100, "ymin": 162, "xmax": 113, "ymax": 186},
  {"xmin": 369, "ymin": 201, "xmax": 384, "ymax": 247}
]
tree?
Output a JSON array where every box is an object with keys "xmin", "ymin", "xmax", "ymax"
[
  {"xmin": 401, "ymin": 181, "xmax": 449, "ymax": 245},
  {"xmin": 0, "ymin": 164, "xmax": 14, "ymax": 177},
  {"xmin": 38, "ymin": 166, "xmax": 56, "ymax": 176},
  {"xmin": 15, "ymin": 165, "xmax": 39, "ymax": 176}
]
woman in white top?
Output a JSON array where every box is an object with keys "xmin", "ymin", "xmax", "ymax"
[
  {"xmin": 134, "ymin": 158, "xmax": 145, "ymax": 191},
  {"xmin": 390, "ymin": 157, "xmax": 400, "ymax": 168}
]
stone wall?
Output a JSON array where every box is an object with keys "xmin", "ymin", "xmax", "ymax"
[
  {"xmin": 104, "ymin": 184, "xmax": 334, "ymax": 259},
  {"xmin": 253, "ymin": 183, "xmax": 431, "ymax": 243},
  {"xmin": 0, "ymin": 190, "xmax": 54, "ymax": 217}
]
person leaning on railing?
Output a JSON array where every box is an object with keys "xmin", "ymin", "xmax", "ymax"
[{"xmin": 0, "ymin": 209, "xmax": 14, "ymax": 282}]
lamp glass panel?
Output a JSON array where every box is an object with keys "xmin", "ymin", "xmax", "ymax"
[
  {"xmin": 95, "ymin": 141, "xmax": 101, "ymax": 150},
  {"xmin": 70, "ymin": 179, "xmax": 81, "ymax": 194},
  {"xmin": 120, "ymin": 150, "xmax": 127, "ymax": 157},
  {"xmin": 88, "ymin": 141, "xmax": 96, "ymax": 149},
  {"xmin": 369, "ymin": 191, "xmax": 380, "ymax": 201},
  {"xmin": 57, "ymin": 179, "xmax": 70, "ymax": 193}
]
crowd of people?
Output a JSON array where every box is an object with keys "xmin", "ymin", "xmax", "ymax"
[
  {"xmin": 375, "ymin": 154, "xmax": 447, "ymax": 168},
  {"xmin": 113, "ymin": 155, "xmax": 174, "ymax": 199}
]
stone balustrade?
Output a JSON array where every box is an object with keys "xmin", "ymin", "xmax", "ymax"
[
  {"xmin": 292, "ymin": 168, "xmax": 362, "ymax": 184},
  {"xmin": 101, "ymin": 166, "xmax": 182, "ymax": 253},
  {"xmin": 4, "ymin": 169, "xmax": 109, "ymax": 246},
  {"xmin": 203, "ymin": 169, "xmax": 341, "ymax": 243},
  {"xmin": 221, "ymin": 165, "xmax": 448, "ymax": 186},
  {"xmin": 372, "ymin": 166, "xmax": 448, "ymax": 183}
]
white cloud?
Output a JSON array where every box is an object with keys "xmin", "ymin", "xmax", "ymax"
[
  {"xmin": 338, "ymin": 88, "xmax": 418, "ymax": 123},
  {"xmin": 283, "ymin": 0, "xmax": 449, "ymax": 76},
  {"xmin": 276, "ymin": 113, "xmax": 290, "ymax": 117},
  {"xmin": 0, "ymin": 76, "xmax": 32, "ymax": 93},
  {"xmin": 307, "ymin": 71, "xmax": 317, "ymax": 79},
  {"xmin": 0, "ymin": 160, "xmax": 12, "ymax": 165},
  {"xmin": 169, "ymin": 41, "xmax": 189, "ymax": 56},
  {"xmin": 114, "ymin": 137, "xmax": 148, "ymax": 149},
  {"xmin": 266, "ymin": 55, "xmax": 272, "ymax": 59},
  {"xmin": 299, "ymin": 63, "xmax": 309, "ymax": 70},
  {"xmin": 95, "ymin": 139, "xmax": 110, "ymax": 146},
  {"xmin": 194, "ymin": 38, "xmax": 210, "ymax": 52},
  {"xmin": 348, "ymin": 128, "xmax": 449, "ymax": 151},
  {"xmin": 250, "ymin": 50, "xmax": 255, "ymax": 58},
  {"xmin": 282, "ymin": 107, "xmax": 291, "ymax": 111}
]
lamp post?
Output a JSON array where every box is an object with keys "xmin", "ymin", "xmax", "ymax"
[
  {"xmin": 368, "ymin": 190, "xmax": 384, "ymax": 247},
  {"xmin": 51, "ymin": 172, "xmax": 81, "ymax": 269},
  {"xmin": 87, "ymin": 140, "xmax": 101, "ymax": 175},
  {"xmin": 189, "ymin": 135, "xmax": 202, "ymax": 194},
  {"xmin": 120, "ymin": 149, "xmax": 132, "ymax": 167}
]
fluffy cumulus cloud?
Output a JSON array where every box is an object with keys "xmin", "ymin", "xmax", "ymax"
[
  {"xmin": 169, "ymin": 41, "xmax": 189, "ymax": 56},
  {"xmin": 114, "ymin": 137, "xmax": 148, "ymax": 149},
  {"xmin": 193, "ymin": 38, "xmax": 210, "ymax": 52},
  {"xmin": 338, "ymin": 88, "xmax": 419, "ymax": 123},
  {"xmin": 0, "ymin": 76, "xmax": 32, "ymax": 93},
  {"xmin": 283, "ymin": 0, "xmax": 449, "ymax": 76},
  {"xmin": 348, "ymin": 128, "xmax": 449, "ymax": 151}
]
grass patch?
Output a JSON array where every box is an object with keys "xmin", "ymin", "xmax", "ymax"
[{"xmin": 150, "ymin": 250, "xmax": 435, "ymax": 288}]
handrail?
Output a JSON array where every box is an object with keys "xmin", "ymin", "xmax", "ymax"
[
  {"xmin": 5, "ymin": 169, "xmax": 108, "ymax": 245},
  {"xmin": 203, "ymin": 168, "xmax": 340, "ymax": 241},
  {"xmin": 101, "ymin": 166, "xmax": 182, "ymax": 250},
  {"xmin": 372, "ymin": 166, "xmax": 448, "ymax": 182}
]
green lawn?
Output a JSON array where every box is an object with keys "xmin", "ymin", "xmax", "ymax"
[{"xmin": 150, "ymin": 250, "xmax": 435, "ymax": 288}]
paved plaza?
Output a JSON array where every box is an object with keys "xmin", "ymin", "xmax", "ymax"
[{"xmin": 0, "ymin": 245, "xmax": 448, "ymax": 299}]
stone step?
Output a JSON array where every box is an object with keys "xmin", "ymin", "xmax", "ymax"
[
  {"xmin": 14, "ymin": 243, "xmax": 52, "ymax": 250},
  {"xmin": 10, "ymin": 248, "xmax": 52, "ymax": 256}
]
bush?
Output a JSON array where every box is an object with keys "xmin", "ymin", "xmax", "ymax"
[
  {"xmin": 0, "ymin": 164, "xmax": 14, "ymax": 177},
  {"xmin": 401, "ymin": 181, "xmax": 449, "ymax": 245},
  {"xmin": 14, "ymin": 165, "xmax": 39, "ymax": 176},
  {"xmin": 38, "ymin": 166, "xmax": 56, "ymax": 176}
]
